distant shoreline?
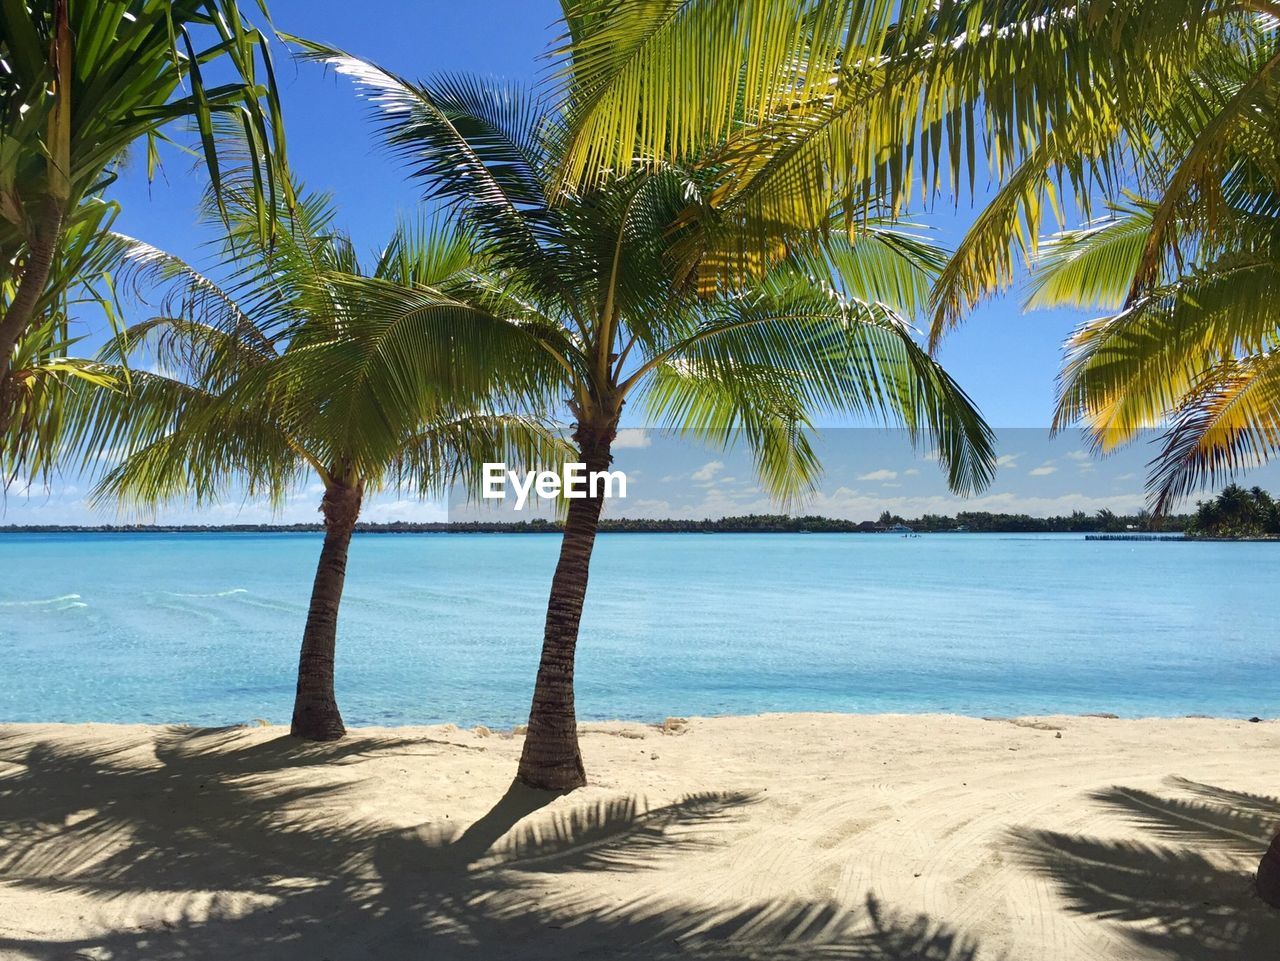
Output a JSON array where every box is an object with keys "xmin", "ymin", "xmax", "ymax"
[{"xmin": 0, "ymin": 511, "xmax": 1195, "ymax": 536}]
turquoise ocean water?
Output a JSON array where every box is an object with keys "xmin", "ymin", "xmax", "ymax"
[{"xmin": 1, "ymin": 532, "xmax": 1276, "ymax": 725}]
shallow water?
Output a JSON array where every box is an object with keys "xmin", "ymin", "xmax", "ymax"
[{"xmin": 0, "ymin": 532, "xmax": 1276, "ymax": 725}]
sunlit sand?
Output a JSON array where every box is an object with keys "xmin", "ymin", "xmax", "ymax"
[{"xmin": 1, "ymin": 713, "xmax": 1275, "ymax": 959}]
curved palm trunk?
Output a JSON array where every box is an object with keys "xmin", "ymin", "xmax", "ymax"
[
  {"xmin": 0, "ymin": 197, "xmax": 65, "ymax": 436},
  {"xmin": 291, "ymin": 481, "xmax": 362, "ymax": 741},
  {"xmin": 517, "ymin": 423, "xmax": 615, "ymax": 790},
  {"xmin": 1259, "ymin": 831, "xmax": 1280, "ymax": 907}
]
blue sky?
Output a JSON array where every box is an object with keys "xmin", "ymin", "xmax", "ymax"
[{"xmin": 6, "ymin": 1, "xmax": 1236, "ymax": 524}]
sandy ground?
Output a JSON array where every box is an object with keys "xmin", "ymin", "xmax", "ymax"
[{"xmin": 0, "ymin": 713, "xmax": 1276, "ymax": 960}]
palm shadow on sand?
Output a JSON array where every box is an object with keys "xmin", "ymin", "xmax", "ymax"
[
  {"xmin": 1009, "ymin": 776, "xmax": 1280, "ymax": 961},
  {"xmin": 0, "ymin": 726, "xmax": 993, "ymax": 961}
]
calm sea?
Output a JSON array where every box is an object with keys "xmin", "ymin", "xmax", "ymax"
[{"xmin": 1, "ymin": 532, "xmax": 1276, "ymax": 725}]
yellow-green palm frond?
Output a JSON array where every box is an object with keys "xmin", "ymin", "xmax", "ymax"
[
  {"xmin": 553, "ymin": 0, "xmax": 885, "ymax": 188},
  {"xmin": 1027, "ymin": 202, "xmax": 1156, "ymax": 312},
  {"xmin": 1150, "ymin": 350, "xmax": 1280, "ymax": 512},
  {"xmin": 2, "ymin": 322, "xmax": 116, "ymax": 482},
  {"xmin": 635, "ymin": 268, "xmax": 995, "ymax": 496},
  {"xmin": 1054, "ymin": 256, "xmax": 1280, "ymax": 448},
  {"xmin": 1129, "ymin": 38, "xmax": 1280, "ymax": 296},
  {"xmin": 926, "ymin": 130, "xmax": 1104, "ymax": 349},
  {"xmin": 644, "ymin": 356, "xmax": 823, "ymax": 506},
  {"xmin": 60, "ymin": 349, "xmax": 300, "ymax": 516}
]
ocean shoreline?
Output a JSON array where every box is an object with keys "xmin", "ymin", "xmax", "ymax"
[{"xmin": 3, "ymin": 709, "xmax": 1276, "ymax": 733}]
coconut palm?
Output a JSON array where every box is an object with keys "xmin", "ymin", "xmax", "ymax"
[
  {"xmin": 532, "ymin": 0, "xmax": 1280, "ymax": 895},
  {"xmin": 69, "ymin": 184, "xmax": 563, "ymax": 740},
  {"xmin": 0, "ymin": 0, "xmax": 290, "ymax": 445},
  {"xmin": 294, "ymin": 48, "xmax": 996, "ymax": 789},
  {"xmin": 545, "ymin": 2, "xmax": 1279, "ymax": 462}
]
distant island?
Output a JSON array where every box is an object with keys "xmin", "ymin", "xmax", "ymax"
[{"xmin": 0, "ymin": 507, "xmax": 1195, "ymax": 535}]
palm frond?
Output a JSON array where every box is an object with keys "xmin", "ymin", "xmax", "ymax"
[
  {"xmin": 288, "ymin": 41, "xmax": 550, "ymax": 240},
  {"xmin": 637, "ymin": 271, "xmax": 995, "ymax": 495},
  {"xmin": 393, "ymin": 412, "xmax": 571, "ymax": 501},
  {"xmin": 1149, "ymin": 350, "xmax": 1280, "ymax": 512},
  {"xmin": 1028, "ymin": 203, "xmax": 1156, "ymax": 311}
]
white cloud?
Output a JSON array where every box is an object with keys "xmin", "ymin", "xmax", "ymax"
[
  {"xmin": 904, "ymin": 468, "xmax": 920, "ymax": 476},
  {"xmin": 612, "ymin": 429, "xmax": 651, "ymax": 449},
  {"xmin": 1066, "ymin": 449, "xmax": 1092, "ymax": 461},
  {"xmin": 996, "ymin": 453, "xmax": 1021, "ymax": 468},
  {"xmin": 1029, "ymin": 464, "xmax": 1058, "ymax": 477},
  {"xmin": 691, "ymin": 460, "xmax": 725, "ymax": 483},
  {"xmin": 857, "ymin": 469, "xmax": 898, "ymax": 481}
]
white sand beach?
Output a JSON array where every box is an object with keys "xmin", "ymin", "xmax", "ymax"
[{"xmin": 0, "ymin": 713, "xmax": 1276, "ymax": 960}]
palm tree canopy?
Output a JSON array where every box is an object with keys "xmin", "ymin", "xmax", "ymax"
[
  {"xmin": 1032, "ymin": 186, "xmax": 1280, "ymax": 511},
  {"xmin": 66, "ymin": 183, "xmax": 565, "ymax": 514},
  {"xmin": 541, "ymin": 1, "xmax": 1273, "ymax": 342},
  {"xmin": 550, "ymin": 0, "xmax": 1277, "ymax": 512},
  {"xmin": 290, "ymin": 44, "xmax": 996, "ymax": 499}
]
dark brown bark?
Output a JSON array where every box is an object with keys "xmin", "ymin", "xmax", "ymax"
[
  {"xmin": 0, "ymin": 196, "xmax": 65, "ymax": 437},
  {"xmin": 517, "ymin": 421, "xmax": 617, "ymax": 790},
  {"xmin": 1259, "ymin": 830, "xmax": 1280, "ymax": 907},
  {"xmin": 290, "ymin": 481, "xmax": 363, "ymax": 741}
]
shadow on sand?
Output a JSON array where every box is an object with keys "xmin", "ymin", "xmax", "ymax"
[
  {"xmin": 0, "ymin": 726, "xmax": 993, "ymax": 960},
  {"xmin": 1009, "ymin": 776, "xmax": 1280, "ymax": 960}
]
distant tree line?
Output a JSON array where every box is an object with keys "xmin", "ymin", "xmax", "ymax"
[
  {"xmin": 1, "ymin": 508, "xmax": 1193, "ymax": 535},
  {"xmin": 1185, "ymin": 485, "xmax": 1280, "ymax": 539}
]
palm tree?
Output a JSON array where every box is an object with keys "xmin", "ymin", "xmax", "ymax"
[
  {"xmin": 295, "ymin": 48, "xmax": 996, "ymax": 789},
  {"xmin": 0, "ymin": 0, "xmax": 289, "ymax": 446},
  {"xmin": 904, "ymin": 5, "xmax": 1280, "ymax": 517},
  {"xmin": 545, "ymin": 2, "xmax": 1280, "ymax": 482},
  {"xmin": 70, "ymin": 185, "xmax": 562, "ymax": 740},
  {"xmin": 544, "ymin": 0, "xmax": 1280, "ymax": 896}
]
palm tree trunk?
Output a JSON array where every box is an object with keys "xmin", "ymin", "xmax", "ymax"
[
  {"xmin": 291, "ymin": 481, "xmax": 363, "ymax": 741},
  {"xmin": 1259, "ymin": 831, "xmax": 1280, "ymax": 907},
  {"xmin": 517, "ymin": 423, "xmax": 616, "ymax": 790},
  {"xmin": 0, "ymin": 197, "xmax": 65, "ymax": 436}
]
